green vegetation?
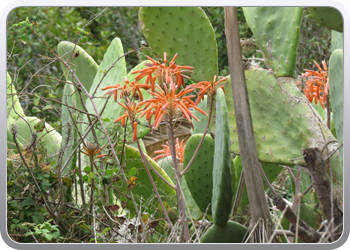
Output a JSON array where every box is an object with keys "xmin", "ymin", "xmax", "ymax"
[{"xmin": 7, "ymin": 7, "xmax": 341, "ymax": 243}]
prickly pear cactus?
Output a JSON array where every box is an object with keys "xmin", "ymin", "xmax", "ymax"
[
  {"xmin": 201, "ymin": 220, "xmax": 247, "ymax": 243},
  {"xmin": 234, "ymin": 156, "xmax": 283, "ymax": 210},
  {"xmin": 57, "ymin": 41, "xmax": 99, "ymax": 110},
  {"xmin": 83, "ymin": 37, "xmax": 127, "ymax": 144},
  {"xmin": 139, "ymin": 7, "xmax": 218, "ymax": 82},
  {"xmin": 119, "ymin": 145, "xmax": 177, "ymax": 212},
  {"xmin": 61, "ymin": 82, "xmax": 77, "ymax": 175},
  {"xmin": 243, "ymin": 7, "xmax": 303, "ymax": 77},
  {"xmin": 211, "ymin": 88, "xmax": 233, "ymax": 227},
  {"xmin": 7, "ymin": 72, "xmax": 25, "ymax": 123},
  {"xmin": 328, "ymin": 49, "xmax": 343, "ymax": 174},
  {"xmin": 191, "ymin": 95, "xmax": 209, "ymax": 135},
  {"xmin": 308, "ymin": 7, "xmax": 343, "ymax": 33},
  {"xmin": 13, "ymin": 116, "xmax": 62, "ymax": 157},
  {"xmin": 224, "ymin": 71, "xmax": 338, "ymax": 166},
  {"xmin": 157, "ymin": 156, "xmax": 202, "ymax": 220},
  {"xmin": 183, "ymin": 133, "xmax": 237, "ymax": 215},
  {"xmin": 331, "ymin": 30, "xmax": 343, "ymax": 52},
  {"xmin": 183, "ymin": 134, "xmax": 214, "ymax": 214}
]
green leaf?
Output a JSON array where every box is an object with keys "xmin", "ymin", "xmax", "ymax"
[
  {"xmin": 20, "ymin": 198, "xmax": 35, "ymax": 207},
  {"xmin": 105, "ymin": 169, "xmax": 113, "ymax": 176},
  {"xmin": 32, "ymin": 213, "xmax": 44, "ymax": 224},
  {"xmin": 83, "ymin": 166, "xmax": 91, "ymax": 172},
  {"xmin": 43, "ymin": 232, "xmax": 53, "ymax": 241},
  {"xmin": 34, "ymin": 119, "xmax": 45, "ymax": 132},
  {"xmin": 43, "ymin": 105, "xmax": 53, "ymax": 111},
  {"xmin": 51, "ymin": 230, "xmax": 60, "ymax": 239},
  {"xmin": 128, "ymin": 167, "xmax": 137, "ymax": 176},
  {"xmin": 33, "ymin": 94, "xmax": 40, "ymax": 106},
  {"xmin": 7, "ymin": 181, "xmax": 15, "ymax": 187},
  {"xmin": 25, "ymin": 231, "xmax": 34, "ymax": 237},
  {"xmin": 12, "ymin": 219, "xmax": 20, "ymax": 224},
  {"xmin": 32, "ymin": 107, "xmax": 41, "ymax": 113},
  {"xmin": 103, "ymin": 118, "xmax": 111, "ymax": 122},
  {"xmin": 40, "ymin": 181, "xmax": 50, "ymax": 193}
]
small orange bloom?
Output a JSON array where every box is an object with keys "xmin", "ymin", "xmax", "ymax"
[
  {"xmin": 82, "ymin": 143, "xmax": 107, "ymax": 160},
  {"xmin": 131, "ymin": 52, "xmax": 193, "ymax": 91},
  {"xmin": 154, "ymin": 138, "xmax": 185, "ymax": 163},
  {"xmin": 101, "ymin": 76, "xmax": 151, "ymax": 102},
  {"xmin": 190, "ymin": 75, "xmax": 227, "ymax": 104},
  {"xmin": 302, "ymin": 60, "xmax": 329, "ymax": 109},
  {"xmin": 114, "ymin": 98, "xmax": 144, "ymax": 141}
]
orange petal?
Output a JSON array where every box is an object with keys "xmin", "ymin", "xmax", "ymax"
[{"xmin": 133, "ymin": 122, "xmax": 138, "ymax": 141}]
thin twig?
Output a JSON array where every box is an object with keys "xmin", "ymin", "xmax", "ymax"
[{"xmin": 135, "ymin": 136, "xmax": 174, "ymax": 230}]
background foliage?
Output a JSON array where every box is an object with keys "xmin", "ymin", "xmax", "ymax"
[
  {"xmin": 7, "ymin": 7, "xmax": 331, "ymax": 128},
  {"xmin": 7, "ymin": 7, "xmax": 333, "ymax": 243}
]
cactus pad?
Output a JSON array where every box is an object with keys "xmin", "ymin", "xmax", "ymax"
[
  {"xmin": 234, "ymin": 156, "xmax": 283, "ymax": 210},
  {"xmin": 61, "ymin": 82, "xmax": 77, "ymax": 175},
  {"xmin": 243, "ymin": 7, "xmax": 303, "ymax": 77},
  {"xmin": 57, "ymin": 41, "xmax": 98, "ymax": 110},
  {"xmin": 211, "ymin": 88, "xmax": 233, "ymax": 227},
  {"xmin": 224, "ymin": 70, "xmax": 337, "ymax": 165},
  {"xmin": 14, "ymin": 116, "xmax": 62, "ymax": 157},
  {"xmin": 328, "ymin": 49, "xmax": 343, "ymax": 179},
  {"xmin": 331, "ymin": 30, "xmax": 343, "ymax": 52},
  {"xmin": 183, "ymin": 134, "xmax": 214, "ymax": 214},
  {"xmin": 83, "ymin": 37, "xmax": 127, "ymax": 145},
  {"xmin": 7, "ymin": 72, "xmax": 25, "ymax": 122},
  {"xmin": 201, "ymin": 220, "xmax": 247, "ymax": 243},
  {"xmin": 308, "ymin": 7, "xmax": 343, "ymax": 33},
  {"xmin": 139, "ymin": 7, "xmax": 218, "ymax": 82}
]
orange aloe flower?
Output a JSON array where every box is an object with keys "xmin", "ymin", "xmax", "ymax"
[
  {"xmin": 154, "ymin": 138, "xmax": 185, "ymax": 163},
  {"xmin": 138, "ymin": 82, "xmax": 207, "ymax": 129},
  {"xmin": 302, "ymin": 60, "xmax": 329, "ymax": 109},
  {"xmin": 82, "ymin": 143, "xmax": 107, "ymax": 160},
  {"xmin": 190, "ymin": 75, "xmax": 227, "ymax": 104},
  {"xmin": 101, "ymin": 76, "xmax": 151, "ymax": 102},
  {"xmin": 131, "ymin": 52, "xmax": 194, "ymax": 91},
  {"xmin": 114, "ymin": 98, "xmax": 144, "ymax": 141}
]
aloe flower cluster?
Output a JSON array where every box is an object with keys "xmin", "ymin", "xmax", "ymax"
[{"xmin": 101, "ymin": 52, "xmax": 224, "ymax": 142}]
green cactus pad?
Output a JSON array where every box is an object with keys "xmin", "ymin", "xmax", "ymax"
[
  {"xmin": 83, "ymin": 37, "xmax": 127, "ymax": 145},
  {"xmin": 57, "ymin": 41, "xmax": 98, "ymax": 110},
  {"xmin": 234, "ymin": 156, "xmax": 283, "ymax": 210},
  {"xmin": 13, "ymin": 116, "xmax": 62, "ymax": 156},
  {"xmin": 183, "ymin": 134, "xmax": 215, "ymax": 214},
  {"xmin": 328, "ymin": 49, "xmax": 343, "ymax": 179},
  {"xmin": 183, "ymin": 133, "xmax": 237, "ymax": 215},
  {"xmin": 211, "ymin": 88, "xmax": 233, "ymax": 227},
  {"xmin": 157, "ymin": 156, "xmax": 202, "ymax": 220},
  {"xmin": 224, "ymin": 70, "xmax": 337, "ymax": 165},
  {"xmin": 243, "ymin": 7, "xmax": 303, "ymax": 77},
  {"xmin": 7, "ymin": 72, "xmax": 25, "ymax": 121},
  {"xmin": 61, "ymin": 82, "xmax": 77, "ymax": 175},
  {"xmin": 308, "ymin": 7, "xmax": 343, "ymax": 33},
  {"xmin": 331, "ymin": 30, "xmax": 343, "ymax": 52},
  {"xmin": 139, "ymin": 7, "xmax": 218, "ymax": 82},
  {"xmin": 201, "ymin": 220, "xmax": 247, "ymax": 243},
  {"xmin": 119, "ymin": 145, "xmax": 177, "ymax": 211},
  {"xmin": 191, "ymin": 95, "xmax": 209, "ymax": 135}
]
